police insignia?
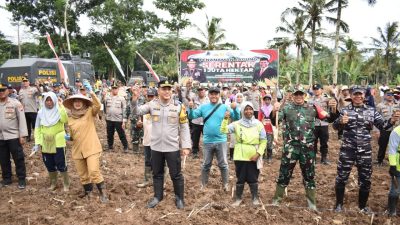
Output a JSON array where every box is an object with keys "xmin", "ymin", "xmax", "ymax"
[{"xmin": 179, "ymin": 105, "xmax": 188, "ymax": 124}]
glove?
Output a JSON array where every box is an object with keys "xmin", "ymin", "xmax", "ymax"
[
  {"xmin": 65, "ymin": 134, "xmax": 71, "ymax": 141},
  {"xmin": 83, "ymin": 81, "xmax": 92, "ymax": 92},
  {"xmin": 389, "ymin": 166, "xmax": 397, "ymax": 177}
]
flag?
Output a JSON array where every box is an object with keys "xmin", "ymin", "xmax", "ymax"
[
  {"xmin": 46, "ymin": 32, "xmax": 69, "ymax": 85},
  {"xmin": 104, "ymin": 42, "xmax": 125, "ymax": 78},
  {"xmin": 135, "ymin": 51, "xmax": 160, "ymax": 83}
]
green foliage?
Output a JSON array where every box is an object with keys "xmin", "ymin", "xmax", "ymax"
[{"xmin": 0, "ymin": 31, "xmax": 14, "ymax": 65}]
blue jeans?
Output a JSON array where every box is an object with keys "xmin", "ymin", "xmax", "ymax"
[
  {"xmin": 201, "ymin": 142, "xmax": 229, "ymax": 185},
  {"xmin": 389, "ymin": 176, "xmax": 400, "ymax": 197}
]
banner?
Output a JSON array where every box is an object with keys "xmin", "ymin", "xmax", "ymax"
[
  {"xmin": 104, "ymin": 42, "xmax": 125, "ymax": 78},
  {"xmin": 46, "ymin": 32, "xmax": 69, "ymax": 85},
  {"xmin": 135, "ymin": 51, "xmax": 160, "ymax": 83},
  {"xmin": 180, "ymin": 49, "xmax": 279, "ymax": 83}
]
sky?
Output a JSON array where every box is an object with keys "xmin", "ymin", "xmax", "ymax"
[{"xmin": 1, "ymin": 0, "xmax": 400, "ymax": 53}]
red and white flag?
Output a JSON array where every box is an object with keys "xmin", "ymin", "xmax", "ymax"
[
  {"xmin": 104, "ymin": 42, "xmax": 125, "ymax": 78},
  {"xmin": 46, "ymin": 32, "xmax": 69, "ymax": 85},
  {"xmin": 135, "ymin": 51, "xmax": 160, "ymax": 82}
]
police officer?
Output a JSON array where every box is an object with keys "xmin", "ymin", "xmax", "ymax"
[
  {"xmin": 243, "ymin": 83, "xmax": 261, "ymax": 118},
  {"xmin": 18, "ymin": 76, "xmax": 40, "ymax": 142},
  {"xmin": 130, "ymin": 79, "xmax": 191, "ymax": 209},
  {"xmin": 271, "ymin": 86, "xmax": 338, "ymax": 210},
  {"xmin": 126, "ymin": 84, "xmax": 146, "ymax": 153},
  {"xmin": 375, "ymin": 89, "xmax": 400, "ymax": 166},
  {"xmin": 104, "ymin": 83, "xmax": 128, "ymax": 152},
  {"xmin": 0, "ymin": 83, "xmax": 28, "ymax": 189},
  {"xmin": 7, "ymin": 84, "xmax": 18, "ymax": 99},
  {"xmin": 182, "ymin": 58, "xmax": 206, "ymax": 83},
  {"xmin": 52, "ymin": 82, "xmax": 66, "ymax": 100},
  {"xmin": 333, "ymin": 86, "xmax": 400, "ymax": 213}
]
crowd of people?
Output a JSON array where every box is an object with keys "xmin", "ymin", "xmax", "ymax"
[{"xmin": 2, "ymin": 75, "xmax": 400, "ymax": 216}]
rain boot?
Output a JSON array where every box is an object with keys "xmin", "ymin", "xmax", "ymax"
[
  {"xmin": 60, "ymin": 171, "xmax": 70, "ymax": 192},
  {"xmin": 96, "ymin": 181, "xmax": 109, "ymax": 203},
  {"xmin": 132, "ymin": 144, "xmax": 140, "ymax": 154},
  {"xmin": 334, "ymin": 186, "xmax": 345, "ymax": 212},
  {"xmin": 173, "ymin": 179, "xmax": 185, "ymax": 209},
  {"xmin": 200, "ymin": 170, "xmax": 209, "ymax": 190},
  {"xmin": 249, "ymin": 183, "xmax": 260, "ymax": 206},
  {"xmin": 272, "ymin": 184, "xmax": 285, "ymax": 206},
  {"xmin": 221, "ymin": 168, "xmax": 229, "ymax": 192},
  {"xmin": 305, "ymin": 188, "xmax": 317, "ymax": 211},
  {"xmin": 359, "ymin": 189, "xmax": 371, "ymax": 214},
  {"xmin": 147, "ymin": 178, "xmax": 164, "ymax": 208},
  {"xmin": 388, "ymin": 195, "xmax": 398, "ymax": 216},
  {"xmin": 137, "ymin": 166, "xmax": 152, "ymax": 188},
  {"xmin": 79, "ymin": 183, "xmax": 93, "ymax": 199},
  {"xmin": 48, "ymin": 172, "xmax": 58, "ymax": 191},
  {"xmin": 231, "ymin": 184, "xmax": 244, "ymax": 207}
]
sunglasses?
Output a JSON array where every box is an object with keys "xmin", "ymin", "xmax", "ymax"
[{"xmin": 386, "ymin": 93, "xmax": 394, "ymax": 96}]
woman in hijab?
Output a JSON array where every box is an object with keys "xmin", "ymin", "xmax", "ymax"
[
  {"xmin": 258, "ymin": 94, "xmax": 274, "ymax": 163},
  {"xmin": 63, "ymin": 83, "xmax": 108, "ymax": 203},
  {"xmin": 34, "ymin": 92, "xmax": 70, "ymax": 191},
  {"xmin": 228, "ymin": 93, "xmax": 245, "ymax": 160},
  {"xmin": 221, "ymin": 101, "xmax": 267, "ymax": 207}
]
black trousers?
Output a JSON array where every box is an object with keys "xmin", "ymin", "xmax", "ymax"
[
  {"xmin": 0, "ymin": 139, "xmax": 26, "ymax": 182},
  {"xmin": 234, "ymin": 161, "xmax": 259, "ymax": 185},
  {"xmin": 42, "ymin": 148, "xmax": 67, "ymax": 172},
  {"xmin": 106, "ymin": 120, "xmax": 128, "ymax": 149},
  {"xmin": 314, "ymin": 126, "xmax": 329, "ymax": 156},
  {"xmin": 377, "ymin": 130, "xmax": 392, "ymax": 162},
  {"xmin": 190, "ymin": 123, "xmax": 203, "ymax": 154},
  {"xmin": 25, "ymin": 112, "xmax": 37, "ymax": 138},
  {"xmin": 144, "ymin": 146, "xmax": 152, "ymax": 168}
]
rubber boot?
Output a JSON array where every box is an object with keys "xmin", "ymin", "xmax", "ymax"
[
  {"xmin": 272, "ymin": 184, "xmax": 285, "ymax": 206},
  {"xmin": 200, "ymin": 170, "xmax": 209, "ymax": 190},
  {"xmin": 221, "ymin": 168, "xmax": 229, "ymax": 192},
  {"xmin": 334, "ymin": 186, "xmax": 345, "ymax": 212},
  {"xmin": 137, "ymin": 166, "xmax": 152, "ymax": 188},
  {"xmin": 231, "ymin": 184, "xmax": 244, "ymax": 207},
  {"xmin": 132, "ymin": 144, "xmax": 140, "ymax": 154},
  {"xmin": 249, "ymin": 183, "xmax": 260, "ymax": 206},
  {"xmin": 359, "ymin": 189, "xmax": 371, "ymax": 214},
  {"xmin": 147, "ymin": 178, "xmax": 164, "ymax": 208},
  {"xmin": 173, "ymin": 178, "xmax": 185, "ymax": 209},
  {"xmin": 388, "ymin": 195, "xmax": 398, "ymax": 216},
  {"xmin": 60, "ymin": 171, "xmax": 70, "ymax": 192},
  {"xmin": 305, "ymin": 188, "xmax": 317, "ymax": 211},
  {"xmin": 79, "ymin": 183, "xmax": 93, "ymax": 199},
  {"xmin": 96, "ymin": 181, "xmax": 109, "ymax": 203},
  {"xmin": 48, "ymin": 172, "xmax": 58, "ymax": 191},
  {"xmin": 229, "ymin": 148, "xmax": 234, "ymax": 161}
]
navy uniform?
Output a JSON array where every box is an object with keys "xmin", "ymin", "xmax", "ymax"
[
  {"xmin": 0, "ymin": 83, "xmax": 28, "ymax": 189},
  {"xmin": 333, "ymin": 86, "xmax": 397, "ymax": 213},
  {"xmin": 130, "ymin": 80, "xmax": 191, "ymax": 209},
  {"xmin": 104, "ymin": 83, "xmax": 128, "ymax": 152}
]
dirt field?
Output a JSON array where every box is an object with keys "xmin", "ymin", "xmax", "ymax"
[{"xmin": 0, "ymin": 118, "xmax": 399, "ymax": 225}]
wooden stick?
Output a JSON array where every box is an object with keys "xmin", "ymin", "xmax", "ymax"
[
  {"xmin": 52, "ymin": 198, "xmax": 65, "ymax": 205},
  {"xmin": 187, "ymin": 207, "xmax": 196, "ymax": 219},
  {"xmin": 183, "ymin": 155, "xmax": 187, "ymax": 170},
  {"xmin": 259, "ymin": 197, "xmax": 270, "ymax": 220}
]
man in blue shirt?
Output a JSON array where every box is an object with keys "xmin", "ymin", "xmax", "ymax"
[{"xmin": 188, "ymin": 86, "xmax": 240, "ymax": 191}]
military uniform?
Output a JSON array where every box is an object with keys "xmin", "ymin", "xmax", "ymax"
[
  {"xmin": 333, "ymin": 93, "xmax": 394, "ymax": 212},
  {"xmin": 104, "ymin": 93, "xmax": 128, "ymax": 151},
  {"xmin": 126, "ymin": 92, "xmax": 145, "ymax": 152},
  {"xmin": 131, "ymin": 80, "xmax": 191, "ymax": 209},
  {"xmin": 0, "ymin": 85, "xmax": 28, "ymax": 188},
  {"xmin": 18, "ymin": 85, "xmax": 40, "ymax": 141}
]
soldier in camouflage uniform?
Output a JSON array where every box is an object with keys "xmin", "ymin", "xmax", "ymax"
[
  {"xmin": 333, "ymin": 86, "xmax": 400, "ymax": 213},
  {"xmin": 271, "ymin": 86, "xmax": 338, "ymax": 210},
  {"xmin": 126, "ymin": 85, "xmax": 146, "ymax": 153}
]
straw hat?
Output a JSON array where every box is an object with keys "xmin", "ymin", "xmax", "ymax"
[{"xmin": 63, "ymin": 94, "xmax": 92, "ymax": 110}]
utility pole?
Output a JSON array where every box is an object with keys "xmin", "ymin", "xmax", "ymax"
[{"xmin": 17, "ymin": 21, "xmax": 21, "ymax": 59}]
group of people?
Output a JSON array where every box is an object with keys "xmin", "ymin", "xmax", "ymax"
[{"xmin": 2, "ymin": 75, "xmax": 400, "ymax": 216}]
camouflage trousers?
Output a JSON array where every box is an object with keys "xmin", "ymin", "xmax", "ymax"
[
  {"xmin": 335, "ymin": 144, "xmax": 372, "ymax": 191},
  {"xmin": 276, "ymin": 142, "xmax": 316, "ymax": 189},
  {"xmin": 130, "ymin": 117, "xmax": 143, "ymax": 145}
]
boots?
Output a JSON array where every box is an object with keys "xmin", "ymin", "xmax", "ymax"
[
  {"xmin": 229, "ymin": 148, "xmax": 234, "ymax": 161},
  {"xmin": 249, "ymin": 183, "xmax": 260, "ymax": 206},
  {"xmin": 132, "ymin": 144, "xmax": 140, "ymax": 154},
  {"xmin": 305, "ymin": 188, "xmax": 317, "ymax": 211},
  {"xmin": 201, "ymin": 170, "xmax": 209, "ymax": 190},
  {"xmin": 359, "ymin": 189, "xmax": 371, "ymax": 214},
  {"xmin": 231, "ymin": 184, "xmax": 244, "ymax": 207},
  {"xmin": 79, "ymin": 183, "xmax": 93, "ymax": 199},
  {"xmin": 48, "ymin": 172, "xmax": 58, "ymax": 191},
  {"xmin": 221, "ymin": 168, "xmax": 229, "ymax": 192},
  {"xmin": 137, "ymin": 166, "xmax": 152, "ymax": 188},
  {"xmin": 388, "ymin": 195, "xmax": 398, "ymax": 216},
  {"xmin": 173, "ymin": 179, "xmax": 185, "ymax": 209},
  {"xmin": 96, "ymin": 181, "xmax": 109, "ymax": 203},
  {"xmin": 60, "ymin": 172, "xmax": 70, "ymax": 192},
  {"xmin": 334, "ymin": 186, "xmax": 345, "ymax": 212},
  {"xmin": 272, "ymin": 184, "xmax": 286, "ymax": 206},
  {"xmin": 147, "ymin": 178, "xmax": 164, "ymax": 208}
]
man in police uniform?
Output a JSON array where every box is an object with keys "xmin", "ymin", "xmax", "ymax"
[
  {"xmin": 0, "ymin": 83, "xmax": 28, "ymax": 189},
  {"xmin": 182, "ymin": 58, "xmax": 206, "ymax": 83},
  {"xmin": 130, "ymin": 79, "xmax": 191, "ymax": 209},
  {"xmin": 104, "ymin": 83, "xmax": 128, "ymax": 152},
  {"xmin": 18, "ymin": 76, "xmax": 40, "ymax": 142},
  {"xmin": 333, "ymin": 86, "xmax": 400, "ymax": 213},
  {"xmin": 243, "ymin": 83, "xmax": 261, "ymax": 118}
]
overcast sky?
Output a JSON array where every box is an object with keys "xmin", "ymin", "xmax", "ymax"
[{"xmin": 1, "ymin": 0, "xmax": 399, "ymax": 51}]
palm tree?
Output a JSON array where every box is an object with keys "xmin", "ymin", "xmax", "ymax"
[
  {"xmin": 282, "ymin": 0, "xmax": 334, "ymax": 86},
  {"xmin": 276, "ymin": 13, "xmax": 311, "ymax": 84},
  {"xmin": 369, "ymin": 22, "xmax": 400, "ymax": 83},
  {"xmin": 190, "ymin": 16, "xmax": 237, "ymax": 50},
  {"xmin": 338, "ymin": 38, "xmax": 363, "ymax": 84}
]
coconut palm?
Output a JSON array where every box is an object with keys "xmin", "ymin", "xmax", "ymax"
[
  {"xmin": 369, "ymin": 22, "xmax": 400, "ymax": 83},
  {"xmin": 190, "ymin": 16, "xmax": 237, "ymax": 50}
]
